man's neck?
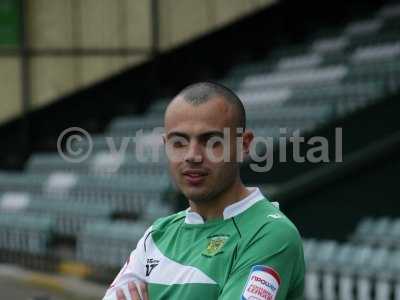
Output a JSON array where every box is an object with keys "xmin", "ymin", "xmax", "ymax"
[{"xmin": 188, "ymin": 180, "xmax": 251, "ymax": 222}]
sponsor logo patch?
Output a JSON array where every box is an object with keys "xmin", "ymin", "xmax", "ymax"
[{"xmin": 241, "ymin": 265, "xmax": 280, "ymax": 300}]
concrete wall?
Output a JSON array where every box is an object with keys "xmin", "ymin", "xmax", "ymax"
[
  {"xmin": 0, "ymin": 57, "xmax": 22, "ymax": 124},
  {"xmin": 159, "ymin": 0, "xmax": 276, "ymax": 49},
  {"xmin": 0, "ymin": 0, "xmax": 275, "ymax": 124},
  {"xmin": 26, "ymin": 0, "xmax": 150, "ymax": 109}
]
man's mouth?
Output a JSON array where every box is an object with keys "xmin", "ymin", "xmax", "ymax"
[{"xmin": 182, "ymin": 170, "xmax": 208, "ymax": 185}]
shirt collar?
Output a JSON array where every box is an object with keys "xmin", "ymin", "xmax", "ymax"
[{"xmin": 184, "ymin": 187, "xmax": 265, "ymax": 224}]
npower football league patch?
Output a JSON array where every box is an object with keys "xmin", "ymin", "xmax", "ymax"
[{"xmin": 241, "ymin": 265, "xmax": 280, "ymax": 300}]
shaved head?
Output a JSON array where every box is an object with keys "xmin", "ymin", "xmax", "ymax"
[{"xmin": 176, "ymin": 82, "xmax": 246, "ymax": 131}]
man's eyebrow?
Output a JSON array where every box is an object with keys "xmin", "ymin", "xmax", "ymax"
[
  {"xmin": 198, "ymin": 131, "xmax": 224, "ymax": 139},
  {"xmin": 166, "ymin": 132, "xmax": 189, "ymax": 139},
  {"xmin": 165, "ymin": 131, "xmax": 224, "ymax": 139}
]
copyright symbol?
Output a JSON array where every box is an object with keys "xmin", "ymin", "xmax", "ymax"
[{"xmin": 57, "ymin": 127, "xmax": 93, "ymax": 163}]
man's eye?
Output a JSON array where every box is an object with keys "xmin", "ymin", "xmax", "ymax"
[
  {"xmin": 208, "ymin": 140, "xmax": 222, "ymax": 147},
  {"xmin": 204, "ymin": 136, "xmax": 223, "ymax": 147},
  {"xmin": 173, "ymin": 141, "xmax": 185, "ymax": 148},
  {"xmin": 169, "ymin": 137, "xmax": 188, "ymax": 148}
]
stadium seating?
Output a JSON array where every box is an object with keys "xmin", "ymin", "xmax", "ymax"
[
  {"xmin": 27, "ymin": 153, "xmax": 168, "ymax": 176},
  {"xmin": 303, "ymin": 200, "xmax": 400, "ymax": 299},
  {"xmin": 303, "ymin": 239, "xmax": 400, "ymax": 300},
  {"xmin": 0, "ymin": 213, "xmax": 53, "ymax": 256},
  {"xmin": 0, "ymin": 172, "xmax": 171, "ymax": 215},
  {"xmin": 0, "ymin": 3, "xmax": 399, "ymax": 298},
  {"xmin": 0, "ymin": 192, "xmax": 113, "ymax": 236},
  {"xmin": 76, "ymin": 221, "xmax": 149, "ymax": 268},
  {"xmin": 351, "ymin": 217, "xmax": 400, "ymax": 249}
]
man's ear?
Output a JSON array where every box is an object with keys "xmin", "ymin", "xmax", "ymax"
[
  {"xmin": 242, "ymin": 129, "xmax": 254, "ymax": 156},
  {"xmin": 162, "ymin": 133, "xmax": 166, "ymax": 145},
  {"xmin": 236, "ymin": 129, "xmax": 253, "ymax": 162}
]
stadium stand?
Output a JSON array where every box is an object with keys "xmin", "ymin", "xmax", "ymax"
[
  {"xmin": 303, "ymin": 238, "xmax": 400, "ymax": 300},
  {"xmin": 303, "ymin": 214, "xmax": 400, "ymax": 300},
  {"xmin": 351, "ymin": 217, "xmax": 400, "ymax": 249},
  {"xmin": 0, "ymin": 2, "xmax": 400, "ymax": 299},
  {"xmin": 0, "ymin": 213, "xmax": 53, "ymax": 256},
  {"xmin": 0, "ymin": 172, "xmax": 170, "ymax": 214},
  {"xmin": 0, "ymin": 193, "xmax": 113, "ymax": 236},
  {"xmin": 76, "ymin": 221, "xmax": 149, "ymax": 269}
]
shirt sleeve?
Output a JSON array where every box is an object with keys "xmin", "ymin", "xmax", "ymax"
[
  {"xmin": 102, "ymin": 227, "xmax": 152, "ymax": 300},
  {"xmin": 218, "ymin": 220, "xmax": 305, "ymax": 300}
]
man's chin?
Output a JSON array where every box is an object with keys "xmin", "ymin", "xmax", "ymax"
[{"xmin": 182, "ymin": 187, "xmax": 211, "ymax": 203}]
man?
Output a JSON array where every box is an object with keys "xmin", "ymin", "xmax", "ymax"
[{"xmin": 102, "ymin": 82, "xmax": 305, "ymax": 300}]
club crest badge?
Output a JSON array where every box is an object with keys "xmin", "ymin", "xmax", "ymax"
[{"xmin": 202, "ymin": 235, "xmax": 229, "ymax": 257}]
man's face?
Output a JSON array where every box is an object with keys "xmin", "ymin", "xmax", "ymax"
[{"xmin": 163, "ymin": 96, "xmax": 248, "ymax": 203}]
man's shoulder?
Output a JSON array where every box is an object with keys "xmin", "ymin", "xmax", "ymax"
[{"xmin": 236, "ymin": 199, "xmax": 302, "ymax": 247}]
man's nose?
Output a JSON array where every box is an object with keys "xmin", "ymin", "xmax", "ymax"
[{"xmin": 184, "ymin": 141, "xmax": 203, "ymax": 164}]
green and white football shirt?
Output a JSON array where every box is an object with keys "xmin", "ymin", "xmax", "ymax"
[{"xmin": 103, "ymin": 187, "xmax": 305, "ymax": 300}]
